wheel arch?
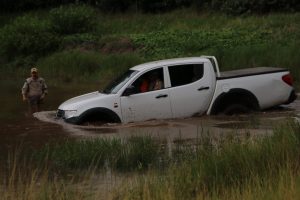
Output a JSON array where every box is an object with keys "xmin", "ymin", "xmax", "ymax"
[
  {"xmin": 76, "ymin": 107, "xmax": 121, "ymax": 124},
  {"xmin": 210, "ymin": 88, "xmax": 260, "ymax": 115}
]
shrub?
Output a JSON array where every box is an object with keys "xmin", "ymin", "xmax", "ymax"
[
  {"xmin": 131, "ymin": 29, "xmax": 271, "ymax": 59},
  {"xmin": 0, "ymin": 0, "xmax": 67, "ymax": 12},
  {"xmin": 138, "ymin": 0, "xmax": 193, "ymax": 12},
  {"xmin": 95, "ymin": 0, "xmax": 132, "ymax": 12},
  {"xmin": 208, "ymin": 0, "xmax": 300, "ymax": 14},
  {"xmin": 0, "ymin": 14, "xmax": 59, "ymax": 62},
  {"xmin": 49, "ymin": 4, "xmax": 97, "ymax": 35},
  {"xmin": 61, "ymin": 33, "xmax": 99, "ymax": 48}
]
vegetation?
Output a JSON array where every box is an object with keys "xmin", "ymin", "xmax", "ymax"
[
  {"xmin": 36, "ymin": 51, "xmax": 143, "ymax": 83},
  {"xmin": 1, "ymin": 0, "xmax": 299, "ymax": 14},
  {"xmin": 116, "ymin": 121, "xmax": 300, "ymax": 199},
  {"xmin": 0, "ymin": 14, "xmax": 59, "ymax": 64},
  {"xmin": 0, "ymin": 2, "xmax": 299, "ymax": 199},
  {"xmin": 34, "ymin": 136, "xmax": 160, "ymax": 171},
  {"xmin": 49, "ymin": 4, "xmax": 97, "ymax": 35},
  {"xmin": 0, "ymin": 6, "xmax": 299, "ymax": 88},
  {"xmin": 1, "ymin": 121, "xmax": 300, "ymax": 199}
]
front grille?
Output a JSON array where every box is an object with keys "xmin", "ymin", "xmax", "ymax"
[{"xmin": 56, "ymin": 109, "xmax": 65, "ymax": 118}]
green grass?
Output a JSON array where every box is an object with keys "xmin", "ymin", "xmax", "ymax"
[
  {"xmin": 1, "ymin": 121, "xmax": 300, "ymax": 199},
  {"xmin": 0, "ymin": 9, "xmax": 299, "ymax": 87},
  {"xmin": 114, "ymin": 121, "xmax": 300, "ymax": 199},
  {"xmin": 36, "ymin": 50, "xmax": 143, "ymax": 84},
  {"xmin": 33, "ymin": 136, "xmax": 160, "ymax": 172}
]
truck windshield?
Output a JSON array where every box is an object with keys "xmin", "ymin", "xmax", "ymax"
[{"xmin": 102, "ymin": 70, "xmax": 138, "ymax": 94}]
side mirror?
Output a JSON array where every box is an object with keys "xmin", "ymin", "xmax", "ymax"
[{"xmin": 122, "ymin": 85, "xmax": 136, "ymax": 96}]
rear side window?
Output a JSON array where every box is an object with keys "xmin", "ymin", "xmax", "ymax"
[{"xmin": 168, "ymin": 64, "xmax": 204, "ymax": 87}]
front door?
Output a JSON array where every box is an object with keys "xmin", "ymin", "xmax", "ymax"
[{"xmin": 120, "ymin": 68, "xmax": 172, "ymax": 123}]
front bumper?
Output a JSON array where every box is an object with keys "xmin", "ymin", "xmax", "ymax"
[
  {"xmin": 56, "ymin": 109, "xmax": 65, "ymax": 118},
  {"xmin": 56, "ymin": 109, "xmax": 80, "ymax": 124}
]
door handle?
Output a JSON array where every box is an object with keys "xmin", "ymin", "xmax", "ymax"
[
  {"xmin": 198, "ymin": 86, "xmax": 210, "ymax": 91},
  {"xmin": 156, "ymin": 94, "xmax": 168, "ymax": 99}
]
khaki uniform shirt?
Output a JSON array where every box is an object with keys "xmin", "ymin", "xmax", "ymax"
[{"xmin": 22, "ymin": 77, "xmax": 48, "ymax": 97}]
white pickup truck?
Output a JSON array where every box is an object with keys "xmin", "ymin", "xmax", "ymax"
[{"xmin": 56, "ymin": 56, "xmax": 297, "ymax": 124}]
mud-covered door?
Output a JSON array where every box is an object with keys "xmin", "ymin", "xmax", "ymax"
[{"xmin": 120, "ymin": 67, "xmax": 172, "ymax": 123}]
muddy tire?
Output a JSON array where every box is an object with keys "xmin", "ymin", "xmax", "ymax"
[{"xmin": 223, "ymin": 104, "xmax": 250, "ymax": 115}]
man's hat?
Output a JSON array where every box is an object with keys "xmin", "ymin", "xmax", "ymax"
[{"xmin": 31, "ymin": 67, "xmax": 38, "ymax": 73}]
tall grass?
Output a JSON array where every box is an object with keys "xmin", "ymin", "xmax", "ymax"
[
  {"xmin": 36, "ymin": 50, "xmax": 143, "ymax": 84},
  {"xmin": 1, "ymin": 152, "xmax": 108, "ymax": 200},
  {"xmin": 1, "ymin": 122, "xmax": 300, "ymax": 199},
  {"xmin": 114, "ymin": 121, "xmax": 300, "ymax": 199},
  {"xmin": 33, "ymin": 136, "xmax": 160, "ymax": 172}
]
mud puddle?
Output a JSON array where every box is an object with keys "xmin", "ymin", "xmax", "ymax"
[{"xmin": 34, "ymin": 97, "xmax": 300, "ymax": 142}]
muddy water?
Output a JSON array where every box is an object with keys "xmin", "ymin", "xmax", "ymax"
[
  {"xmin": 35, "ymin": 95, "xmax": 300, "ymax": 145},
  {"xmin": 0, "ymin": 81, "xmax": 298, "ymax": 200},
  {"xmin": 0, "ymin": 80, "xmax": 99, "ymax": 154},
  {"xmin": 34, "ymin": 104, "xmax": 298, "ymax": 141},
  {"xmin": 0, "ymin": 77, "xmax": 299, "ymax": 155}
]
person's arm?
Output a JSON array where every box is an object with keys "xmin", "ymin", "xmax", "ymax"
[
  {"xmin": 41, "ymin": 79, "xmax": 48, "ymax": 99},
  {"xmin": 21, "ymin": 81, "xmax": 28, "ymax": 101}
]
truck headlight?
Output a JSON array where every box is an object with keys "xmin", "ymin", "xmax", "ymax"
[{"xmin": 64, "ymin": 110, "xmax": 77, "ymax": 118}]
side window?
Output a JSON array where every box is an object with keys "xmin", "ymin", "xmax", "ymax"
[
  {"xmin": 131, "ymin": 68, "xmax": 164, "ymax": 94},
  {"xmin": 168, "ymin": 64, "xmax": 204, "ymax": 87}
]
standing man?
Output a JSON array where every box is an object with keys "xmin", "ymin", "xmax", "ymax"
[{"xmin": 22, "ymin": 67, "xmax": 48, "ymax": 114}]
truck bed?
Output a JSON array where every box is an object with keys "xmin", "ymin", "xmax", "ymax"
[{"xmin": 218, "ymin": 67, "xmax": 288, "ymax": 80}]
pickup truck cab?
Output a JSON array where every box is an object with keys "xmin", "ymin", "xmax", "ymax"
[{"xmin": 56, "ymin": 56, "xmax": 297, "ymax": 124}]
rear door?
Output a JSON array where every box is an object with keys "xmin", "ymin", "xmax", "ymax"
[
  {"xmin": 167, "ymin": 63, "xmax": 215, "ymax": 118},
  {"xmin": 120, "ymin": 67, "xmax": 172, "ymax": 123}
]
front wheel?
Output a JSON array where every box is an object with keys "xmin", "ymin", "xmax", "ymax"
[{"xmin": 223, "ymin": 104, "xmax": 250, "ymax": 115}]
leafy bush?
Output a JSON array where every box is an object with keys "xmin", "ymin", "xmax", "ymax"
[
  {"xmin": 208, "ymin": 0, "xmax": 300, "ymax": 14},
  {"xmin": 49, "ymin": 4, "xmax": 97, "ymax": 35},
  {"xmin": 1, "ymin": 0, "xmax": 299, "ymax": 14},
  {"xmin": 61, "ymin": 33, "xmax": 99, "ymax": 48},
  {"xmin": 131, "ymin": 29, "xmax": 272, "ymax": 58},
  {"xmin": 0, "ymin": 15, "xmax": 59, "ymax": 62},
  {"xmin": 138, "ymin": 0, "xmax": 192, "ymax": 12},
  {"xmin": 95, "ymin": 0, "xmax": 131, "ymax": 12}
]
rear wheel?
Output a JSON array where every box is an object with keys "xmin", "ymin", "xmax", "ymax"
[{"xmin": 223, "ymin": 104, "xmax": 250, "ymax": 115}]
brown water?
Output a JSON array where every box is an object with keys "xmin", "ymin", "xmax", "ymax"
[
  {"xmin": 0, "ymin": 80, "xmax": 99, "ymax": 154},
  {"xmin": 34, "ymin": 105, "xmax": 298, "ymax": 141},
  {"xmin": 0, "ymin": 81, "xmax": 299, "ymax": 199},
  {"xmin": 0, "ymin": 78, "xmax": 299, "ymax": 155}
]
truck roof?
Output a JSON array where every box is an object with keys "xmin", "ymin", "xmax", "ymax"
[{"xmin": 130, "ymin": 57, "xmax": 207, "ymax": 71}]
